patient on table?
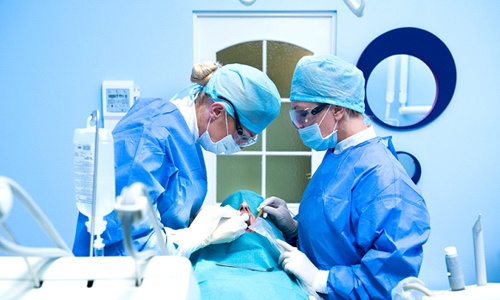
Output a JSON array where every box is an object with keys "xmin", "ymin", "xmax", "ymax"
[{"xmin": 188, "ymin": 190, "xmax": 310, "ymax": 299}]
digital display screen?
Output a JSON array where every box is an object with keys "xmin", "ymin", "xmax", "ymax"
[{"xmin": 106, "ymin": 88, "xmax": 130, "ymax": 113}]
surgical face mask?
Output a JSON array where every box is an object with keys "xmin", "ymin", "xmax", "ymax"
[
  {"xmin": 298, "ymin": 105, "xmax": 338, "ymax": 151},
  {"xmin": 197, "ymin": 112, "xmax": 241, "ymax": 155}
]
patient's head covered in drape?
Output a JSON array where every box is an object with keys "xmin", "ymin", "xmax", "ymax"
[
  {"xmin": 190, "ymin": 190, "xmax": 310, "ymax": 300},
  {"xmin": 220, "ymin": 190, "xmax": 262, "ymax": 229}
]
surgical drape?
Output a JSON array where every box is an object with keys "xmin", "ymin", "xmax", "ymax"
[{"xmin": 190, "ymin": 190, "xmax": 310, "ymax": 299}]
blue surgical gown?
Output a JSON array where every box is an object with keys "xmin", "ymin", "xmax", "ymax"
[
  {"xmin": 73, "ymin": 97, "xmax": 207, "ymax": 256},
  {"xmin": 298, "ymin": 137, "xmax": 430, "ymax": 299}
]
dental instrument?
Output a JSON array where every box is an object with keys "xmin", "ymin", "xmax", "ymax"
[
  {"xmin": 115, "ymin": 182, "xmax": 168, "ymax": 286},
  {"xmin": 256, "ymin": 206, "xmax": 295, "ymax": 220},
  {"xmin": 215, "ymin": 262, "xmax": 274, "ymax": 272},
  {"xmin": 473, "ymin": 214, "xmax": 487, "ymax": 286},
  {"xmin": 256, "ymin": 208, "xmax": 264, "ymax": 219}
]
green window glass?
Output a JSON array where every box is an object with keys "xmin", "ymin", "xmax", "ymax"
[
  {"xmin": 216, "ymin": 155, "xmax": 261, "ymax": 202},
  {"xmin": 267, "ymin": 40, "xmax": 312, "ymax": 98},
  {"xmin": 215, "ymin": 40, "xmax": 313, "ymax": 203}
]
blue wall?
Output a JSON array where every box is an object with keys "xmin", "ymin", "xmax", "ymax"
[{"xmin": 1, "ymin": 0, "xmax": 499, "ymax": 291}]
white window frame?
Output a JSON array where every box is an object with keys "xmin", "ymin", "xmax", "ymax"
[{"xmin": 193, "ymin": 12, "xmax": 336, "ymax": 214}]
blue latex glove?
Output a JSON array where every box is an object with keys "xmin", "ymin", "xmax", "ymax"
[{"xmin": 258, "ymin": 197, "xmax": 298, "ymax": 237}]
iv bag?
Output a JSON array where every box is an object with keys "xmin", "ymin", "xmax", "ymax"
[{"xmin": 73, "ymin": 115, "xmax": 115, "ymax": 225}]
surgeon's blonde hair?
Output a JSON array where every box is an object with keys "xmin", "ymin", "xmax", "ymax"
[
  {"xmin": 192, "ymin": 62, "xmax": 222, "ymax": 118},
  {"xmin": 190, "ymin": 62, "xmax": 222, "ymax": 86}
]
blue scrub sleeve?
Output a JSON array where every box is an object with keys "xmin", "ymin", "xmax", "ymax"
[{"xmin": 326, "ymin": 191, "xmax": 430, "ymax": 299}]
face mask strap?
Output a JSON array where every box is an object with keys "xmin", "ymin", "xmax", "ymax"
[
  {"xmin": 224, "ymin": 111, "xmax": 229, "ymax": 136},
  {"xmin": 206, "ymin": 116, "xmax": 212, "ymax": 133},
  {"xmin": 333, "ymin": 120, "xmax": 338, "ymax": 132},
  {"xmin": 318, "ymin": 105, "xmax": 332, "ymax": 126},
  {"xmin": 205, "ymin": 109, "xmax": 229, "ymax": 140}
]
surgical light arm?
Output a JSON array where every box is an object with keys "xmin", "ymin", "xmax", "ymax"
[{"xmin": 342, "ymin": 0, "xmax": 366, "ymax": 17}]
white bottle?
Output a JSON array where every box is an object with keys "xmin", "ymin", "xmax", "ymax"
[
  {"xmin": 73, "ymin": 115, "xmax": 115, "ymax": 255},
  {"xmin": 445, "ymin": 246, "xmax": 466, "ymax": 291}
]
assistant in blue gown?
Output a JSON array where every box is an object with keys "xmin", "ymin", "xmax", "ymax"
[
  {"xmin": 291, "ymin": 55, "xmax": 431, "ymax": 299},
  {"xmin": 260, "ymin": 54, "xmax": 431, "ymax": 299},
  {"xmin": 298, "ymin": 135, "xmax": 430, "ymax": 299}
]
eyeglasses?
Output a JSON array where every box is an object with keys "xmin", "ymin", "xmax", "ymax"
[
  {"xmin": 218, "ymin": 96, "xmax": 259, "ymax": 147},
  {"xmin": 289, "ymin": 103, "xmax": 329, "ymax": 128}
]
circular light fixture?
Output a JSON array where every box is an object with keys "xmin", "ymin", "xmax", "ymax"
[{"xmin": 240, "ymin": 0, "xmax": 256, "ymax": 6}]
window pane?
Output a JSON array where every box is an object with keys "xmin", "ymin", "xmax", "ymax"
[
  {"xmin": 266, "ymin": 156, "xmax": 311, "ymax": 203},
  {"xmin": 216, "ymin": 41, "xmax": 263, "ymax": 70},
  {"xmin": 217, "ymin": 155, "xmax": 262, "ymax": 202},
  {"xmin": 267, "ymin": 102, "xmax": 309, "ymax": 151},
  {"xmin": 266, "ymin": 156, "xmax": 310, "ymax": 203},
  {"xmin": 266, "ymin": 41, "xmax": 313, "ymax": 98}
]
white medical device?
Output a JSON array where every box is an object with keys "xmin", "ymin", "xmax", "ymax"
[
  {"xmin": 0, "ymin": 176, "xmax": 201, "ymax": 299},
  {"xmin": 342, "ymin": 0, "xmax": 366, "ymax": 17},
  {"xmin": 101, "ymin": 80, "xmax": 140, "ymax": 130},
  {"xmin": 73, "ymin": 110, "xmax": 115, "ymax": 256}
]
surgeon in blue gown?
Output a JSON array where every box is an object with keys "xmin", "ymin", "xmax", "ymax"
[
  {"xmin": 259, "ymin": 54, "xmax": 431, "ymax": 299},
  {"xmin": 72, "ymin": 62, "xmax": 281, "ymax": 256},
  {"xmin": 190, "ymin": 190, "xmax": 311, "ymax": 300}
]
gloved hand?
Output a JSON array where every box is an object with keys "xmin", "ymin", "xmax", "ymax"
[
  {"xmin": 165, "ymin": 205, "xmax": 248, "ymax": 257},
  {"xmin": 209, "ymin": 209, "xmax": 249, "ymax": 245},
  {"xmin": 257, "ymin": 196, "xmax": 298, "ymax": 237},
  {"xmin": 277, "ymin": 239, "xmax": 319, "ymax": 289}
]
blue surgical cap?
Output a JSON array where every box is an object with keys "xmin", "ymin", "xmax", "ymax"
[
  {"xmin": 290, "ymin": 54, "xmax": 365, "ymax": 114},
  {"xmin": 204, "ymin": 64, "xmax": 281, "ymax": 134}
]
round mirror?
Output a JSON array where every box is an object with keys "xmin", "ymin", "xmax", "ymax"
[
  {"xmin": 366, "ymin": 55, "xmax": 436, "ymax": 127},
  {"xmin": 357, "ymin": 27, "xmax": 457, "ymax": 130},
  {"xmin": 397, "ymin": 151, "xmax": 421, "ymax": 184}
]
